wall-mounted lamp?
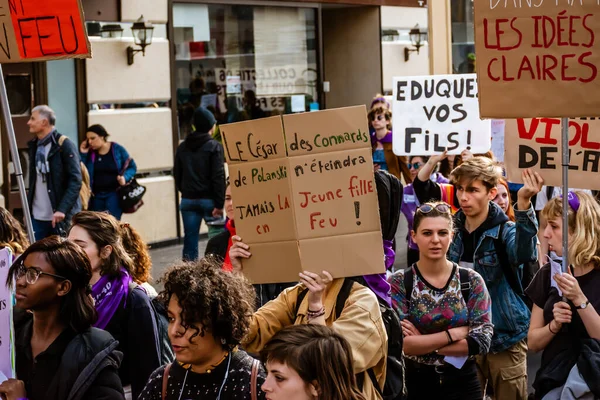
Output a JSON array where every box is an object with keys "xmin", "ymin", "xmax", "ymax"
[
  {"xmin": 101, "ymin": 24, "xmax": 124, "ymax": 39},
  {"xmin": 404, "ymin": 24, "xmax": 428, "ymax": 62},
  {"xmin": 127, "ymin": 16, "xmax": 154, "ymax": 66}
]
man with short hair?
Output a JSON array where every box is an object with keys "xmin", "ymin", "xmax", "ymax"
[
  {"xmin": 27, "ymin": 105, "xmax": 82, "ymax": 240},
  {"xmin": 413, "ymin": 152, "xmax": 541, "ymax": 400}
]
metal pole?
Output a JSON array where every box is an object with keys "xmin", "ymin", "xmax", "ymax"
[
  {"xmin": 0, "ymin": 64, "xmax": 35, "ymax": 243},
  {"xmin": 561, "ymin": 117, "xmax": 569, "ymax": 274}
]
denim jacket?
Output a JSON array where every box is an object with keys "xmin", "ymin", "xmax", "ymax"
[{"xmin": 448, "ymin": 202, "xmax": 538, "ymax": 353}]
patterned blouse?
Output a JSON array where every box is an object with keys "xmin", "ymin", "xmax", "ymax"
[{"xmin": 389, "ymin": 263, "xmax": 493, "ymax": 366}]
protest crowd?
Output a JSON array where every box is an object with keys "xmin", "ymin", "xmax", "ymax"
[{"xmin": 4, "ymin": 2, "xmax": 600, "ymax": 400}]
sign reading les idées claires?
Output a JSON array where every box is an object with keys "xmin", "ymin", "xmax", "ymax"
[
  {"xmin": 505, "ymin": 117, "xmax": 600, "ymax": 190},
  {"xmin": 221, "ymin": 106, "xmax": 385, "ymax": 284},
  {"xmin": 392, "ymin": 74, "xmax": 491, "ymax": 156},
  {"xmin": 0, "ymin": 0, "xmax": 90, "ymax": 63},
  {"xmin": 0, "ymin": 248, "xmax": 14, "ymax": 382},
  {"xmin": 474, "ymin": 1, "xmax": 600, "ymax": 118}
]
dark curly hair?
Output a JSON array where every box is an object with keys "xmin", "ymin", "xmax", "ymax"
[{"xmin": 158, "ymin": 257, "xmax": 256, "ymax": 348}]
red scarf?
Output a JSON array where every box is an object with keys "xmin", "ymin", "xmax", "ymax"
[{"xmin": 223, "ymin": 219, "xmax": 236, "ymax": 272}]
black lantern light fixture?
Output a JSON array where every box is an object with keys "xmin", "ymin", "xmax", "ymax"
[
  {"xmin": 127, "ymin": 15, "xmax": 154, "ymax": 66},
  {"xmin": 404, "ymin": 24, "xmax": 428, "ymax": 62},
  {"xmin": 100, "ymin": 24, "xmax": 124, "ymax": 39}
]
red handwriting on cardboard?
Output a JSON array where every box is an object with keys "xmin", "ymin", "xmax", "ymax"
[
  {"xmin": 483, "ymin": 10, "xmax": 598, "ymax": 83},
  {"xmin": 9, "ymin": 0, "xmax": 88, "ymax": 59},
  {"xmin": 517, "ymin": 118, "xmax": 600, "ymax": 149}
]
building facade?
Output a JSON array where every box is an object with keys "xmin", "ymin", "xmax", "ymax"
[{"xmin": 0, "ymin": 0, "xmax": 465, "ymax": 245}]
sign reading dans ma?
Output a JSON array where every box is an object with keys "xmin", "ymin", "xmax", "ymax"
[{"xmin": 0, "ymin": 0, "xmax": 90, "ymax": 63}]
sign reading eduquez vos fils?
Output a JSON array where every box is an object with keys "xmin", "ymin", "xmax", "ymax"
[
  {"xmin": 474, "ymin": 1, "xmax": 600, "ymax": 118},
  {"xmin": 0, "ymin": 0, "xmax": 90, "ymax": 63},
  {"xmin": 505, "ymin": 117, "xmax": 600, "ymax": 190},
  {"xmin": 221, "ymin": 106, "xmax": 385, "ymax": 284}
]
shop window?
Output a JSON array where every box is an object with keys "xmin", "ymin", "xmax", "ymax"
[
  {"xmin": 173, "ymin": 3, "xmax": 319, "ymax": 140},
  {"xmin": 451, "ymin": 0, "xmax": 475, "ymax": 74}
]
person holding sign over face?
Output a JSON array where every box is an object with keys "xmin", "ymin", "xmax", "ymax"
[
  {"xmin": 526, "ymin": 192, "xmax": 600, "ymax": 400},
  {"xmin": 0, "ymin": 237, "xmax": 124, "ymax": 400},
  {"xmin": 389, "ymin": 201, "xmax": 493, "ymax": 400},
  {"xmin": 229, "ymin": 171, "xmax": 405, "ymax": 400},
  {"xmin": 412, "ymin": 153, "xmax": 541, "ymax": 400}
]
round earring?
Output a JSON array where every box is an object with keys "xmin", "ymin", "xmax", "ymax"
[{"xmin": 221, "ymin": 338, "xmax": 226, "ymax": 345}]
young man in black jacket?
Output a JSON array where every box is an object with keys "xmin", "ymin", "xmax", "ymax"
[
  {"xmin": 27, "ymin": 105, "xmax": 82, "ymax": 240},
  {"xmin": 174, "ymin": 106, "xmax": 226, "ymax": 261}
]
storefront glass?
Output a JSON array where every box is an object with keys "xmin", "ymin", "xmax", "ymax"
[
  {"xmin": 173, "ymin": 3, "xmax": 319, "ymax": 139},
  {"xmin": 451, "ymin": 0, "xmax": 475, "ymax": 74}
]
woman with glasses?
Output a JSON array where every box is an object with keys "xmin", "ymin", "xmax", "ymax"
[
  {"xmin": 401, "ymin": 156, "xmax": 449, "ymax": 266},
  {"xmin": 67, "ymin": 211, "xmax": 162, "ymax": 400},
  {"xmin": 368, "ymin": 105, "xmax": 411, "ymax": 183},
  {"xmin": 0, "ymin": 236, "xmax": 124, "ymax": 400},
  {"xmin": 526, "ymin": 191, "xmax": 600, "ymax": 399},
  {"xmin": 389, "ymin": 202, "xmax": 493, "ymax": 400}
]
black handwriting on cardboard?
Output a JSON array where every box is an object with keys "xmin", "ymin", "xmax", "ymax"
[{"xmin": 293, "ymin": 155, "xmax": 367, "ymax": 177}]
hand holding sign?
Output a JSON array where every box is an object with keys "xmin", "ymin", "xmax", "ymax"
[
  {"xmin": 554, "ymin": 268, "xmax": 587, "ymax": 306},
  {"xmin": 229, "ymin": 236, "xmax": 251, "ymax": 272},
  {"xmin": 299, "ymin": 270, "xmax": 333, "ymax": 313},
  {"xmin": 419, "ymin": 149, "xmax": 448, "ymax": 182},
  {"xmin": 0, "ymin": 378, "xmax": 26, "ymax": 400}
]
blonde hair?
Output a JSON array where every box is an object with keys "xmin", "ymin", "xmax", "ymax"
[
  {"xmin": 450, "ymin": 156, "xmax": 502, "ymax": 191},
  {"xmin": 542, "ymin": 191, "xmax": 600, "ymax": 268}
]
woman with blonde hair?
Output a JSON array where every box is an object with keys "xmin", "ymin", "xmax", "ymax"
[
  {"xmin": 0, "ymin": 207, "xmax": 29, "ymax": 255},
  {"xmin": 526, "ymin": 191, "xmax": 600, "ymax": 399}
]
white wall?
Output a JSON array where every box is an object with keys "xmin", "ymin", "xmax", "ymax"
[
  {"xmin": 381, "ymin": 5, "xmax": 428, "ymax": 29},
  {"xmin": 382, "ymin": 42, "xmax": 430, "ymax": 92},
  {"xmin": 121, "ymin": 0, "xmax": 168, "ymax": 23}
]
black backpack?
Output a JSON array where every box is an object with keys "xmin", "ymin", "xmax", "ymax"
[
  {"xmin": 493, "ymin": 222, "xmax": 539, "ymax": 309},
  {"xmin": 129, "ymin": 282, "xmax": 175, "ymax": 365},
  {"xmin": 295, "ymin": 278, "xmax": 406, "ymax": 400}
]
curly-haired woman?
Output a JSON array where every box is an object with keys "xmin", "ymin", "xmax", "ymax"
[
  {"xmin": 0, "ymin": 206, "xmax": 29, "ymax": 255},
  {"xmin": 138, "ymin": 258, "xmax": 267, "ymax": 400}
]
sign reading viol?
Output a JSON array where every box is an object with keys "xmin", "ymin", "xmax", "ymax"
[
  {"xmin": 474, "ymin": 0, "xmax": 600, "ymax": 118},
  {"xmin": 0, "ymin": 0, "xmax": 90, "ymax": 63},
  {"xmin": 221, "ymin": 106, "xmax": 385, "ymax": 284}
]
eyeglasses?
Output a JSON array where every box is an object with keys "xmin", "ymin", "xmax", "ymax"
[
  {"xmin": 407, "ymin": 162, "xmax": 422, "ymax": 170},
  {"xmin": 417, "ymin": 203, "xmax": 451, "ymax": 214},
  {"xmin": 370, "ymin": 114, "xmax": 388, "ymax": 122},
  {"xmin": 16, "ymin": 263, "xmax": 68, "ymax": 285}
]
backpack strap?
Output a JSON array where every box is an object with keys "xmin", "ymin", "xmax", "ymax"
[
  {"xmin": 294, "ymin": 288, "xmax": 309, "ymax": 318},
  {"xmin": 334, "ymin": 279, "xmax": 355, "ymax": 319},
  {"xmin": 251, "ymin": 358, "xmax": 260, "ymax": 400},
  {"xmin": 458, "ymin": 267, "xmax": 472, "ymax": 304},
  {"xmin": 58, "ymin": 135, "xmax": 67, "ymax": 146},
  {"xmin": 493, "ymin": 222, "xmax": 523, "ymax": 296},
  {"xmin": 546, "ymin": 185, "xmax": 555, "ymax": 203},
  {"xmin": 162, "ymin": 363, "xmax": 172, "ymax": 400}
]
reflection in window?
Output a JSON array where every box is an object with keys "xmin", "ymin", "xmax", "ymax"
[
  {"xmin": 451, "ymin": 0, "xmax": 475, "ymax": 74},
  {"xmin": 173, "ymin": 3, "xmax": 319, "ymax": 140},
  {"xmin": 5, "ymin": 75, "xmax": 31, "ymax": 116}
]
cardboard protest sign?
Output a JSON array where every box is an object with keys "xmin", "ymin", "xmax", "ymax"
[
  {"xmin": 0, "ymin": 0, "xmax": 90, "ymax": 63},
  {"xmin": 0, "ymin": 248, "xmax": 14, "ymax": 382},
  {"xmin": 392, "ymin": 74, "xmax": 491, "ymax": 156},
  {"xmin": 505, "ymin": 118, "xmax": 600, "ymax": 190},
  {"xmin": 222, "ymin": 106, "xmax": 384, "ymax": 284},
  {"xmin": 474, "ymin": 1, "xmax": 600, "ymax": 118}
]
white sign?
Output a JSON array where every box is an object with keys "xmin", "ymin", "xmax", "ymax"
[
  {"xmin": 491, "ymin": 120, "xmax": 505, "ymax": 163},
  {"xmin": 0, "ymin": 248, "xmax": 14, "ymax": 380},
  {"xmin": 291, "ymin": 95, "xmax": 305, "ymax": 113},
  {"xmin": 392, "ymin": 74, "xmax": 491, "ymax": 156}
]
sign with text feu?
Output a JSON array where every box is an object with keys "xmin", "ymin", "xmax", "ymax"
[
  {"xmin": 221, "ymin": 106, "xmax": 385, "ymax": 284},
  {"xmin": 505, "ymin": 117, "xmax": 600, "ymax": 190},
  {"xmin": 0, "ymin": 0, "xmax": 90, "ymax": 63},
  {"xmin": 474, "ymin": 1, "xmax": 600, "ymax": 118}
]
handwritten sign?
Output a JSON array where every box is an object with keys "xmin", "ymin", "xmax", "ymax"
[
  {"xmin": 222, "ymin": 106, "xmax": 384, "ymax": 284},
  {"xmin": 505, "ymin": 117, "xmax": 600, "ymax": 190},
  {"xmin": 0, "ymin": 0, "xmax": 90, "ymax": 63},
  {"xmin": 392, "ymin": 74, "xmax": 491, "ymax": 156},
  {"xmin": 0, "ymin": 248, "xmax": 14, "ymax": 381},
  {"xmin": 474, "ymin": 1, "xmax": 600, "ymax": 118}
]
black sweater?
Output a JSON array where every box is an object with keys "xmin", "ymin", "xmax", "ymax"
[{"xmin": 173, "ymin": 131, "xmax": 226, "ymax": 207}]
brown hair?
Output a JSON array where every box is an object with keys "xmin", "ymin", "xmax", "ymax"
[
  {"xmin": 260, "ymin": 324, "xmax": 366, "ymax": 400},
  {"xmin": 158, "ymin": 257, "xmax": 256, "ymax": 347},
  {"xmin": 368, "ymin": 106, "xmax": 392, "ymax": 131},
  {"xmin": 7, "ymin": 236, "xmax": 97, "ymax": 332},
  {"xmin": 439, "ymin": 155, "xmax": 462, "ymax": 178},
  {"xmin": 450, "ymin": 156, "xmax": 502, "ymax": 192},
  {"xmin": 120, "ymin": 223, "xmax": 152, "ymax": 284},
  {"xmin": 542, "ymin": 191, "xmax": 600, "ymax": 268},
  {"xmin": 497, "ymin": 178, "xmax": 515, "ymax": 222},
  {"xmin": 70, "ymin": 211, "xmax": 134, "ymax": 278},
  {"xmin": 0, "ymin": 207, "xmax": 29, "ymax": 254},
  {"xmin": 413, "ymin": 201, "xmax": 454, "ymax": 232}
]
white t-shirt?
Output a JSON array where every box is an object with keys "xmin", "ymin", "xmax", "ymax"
[
  {"xmin": 32, "ymin": 143, "xmax": 54, "ymax": 221},
  {"xmin": 535, "ymin": 186, "xmax": 593, "ymax": 211}
]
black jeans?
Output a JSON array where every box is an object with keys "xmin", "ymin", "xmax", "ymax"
[{"xmin": 406, "ymin": 359, "xmax": 482, "ymax": 400}]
